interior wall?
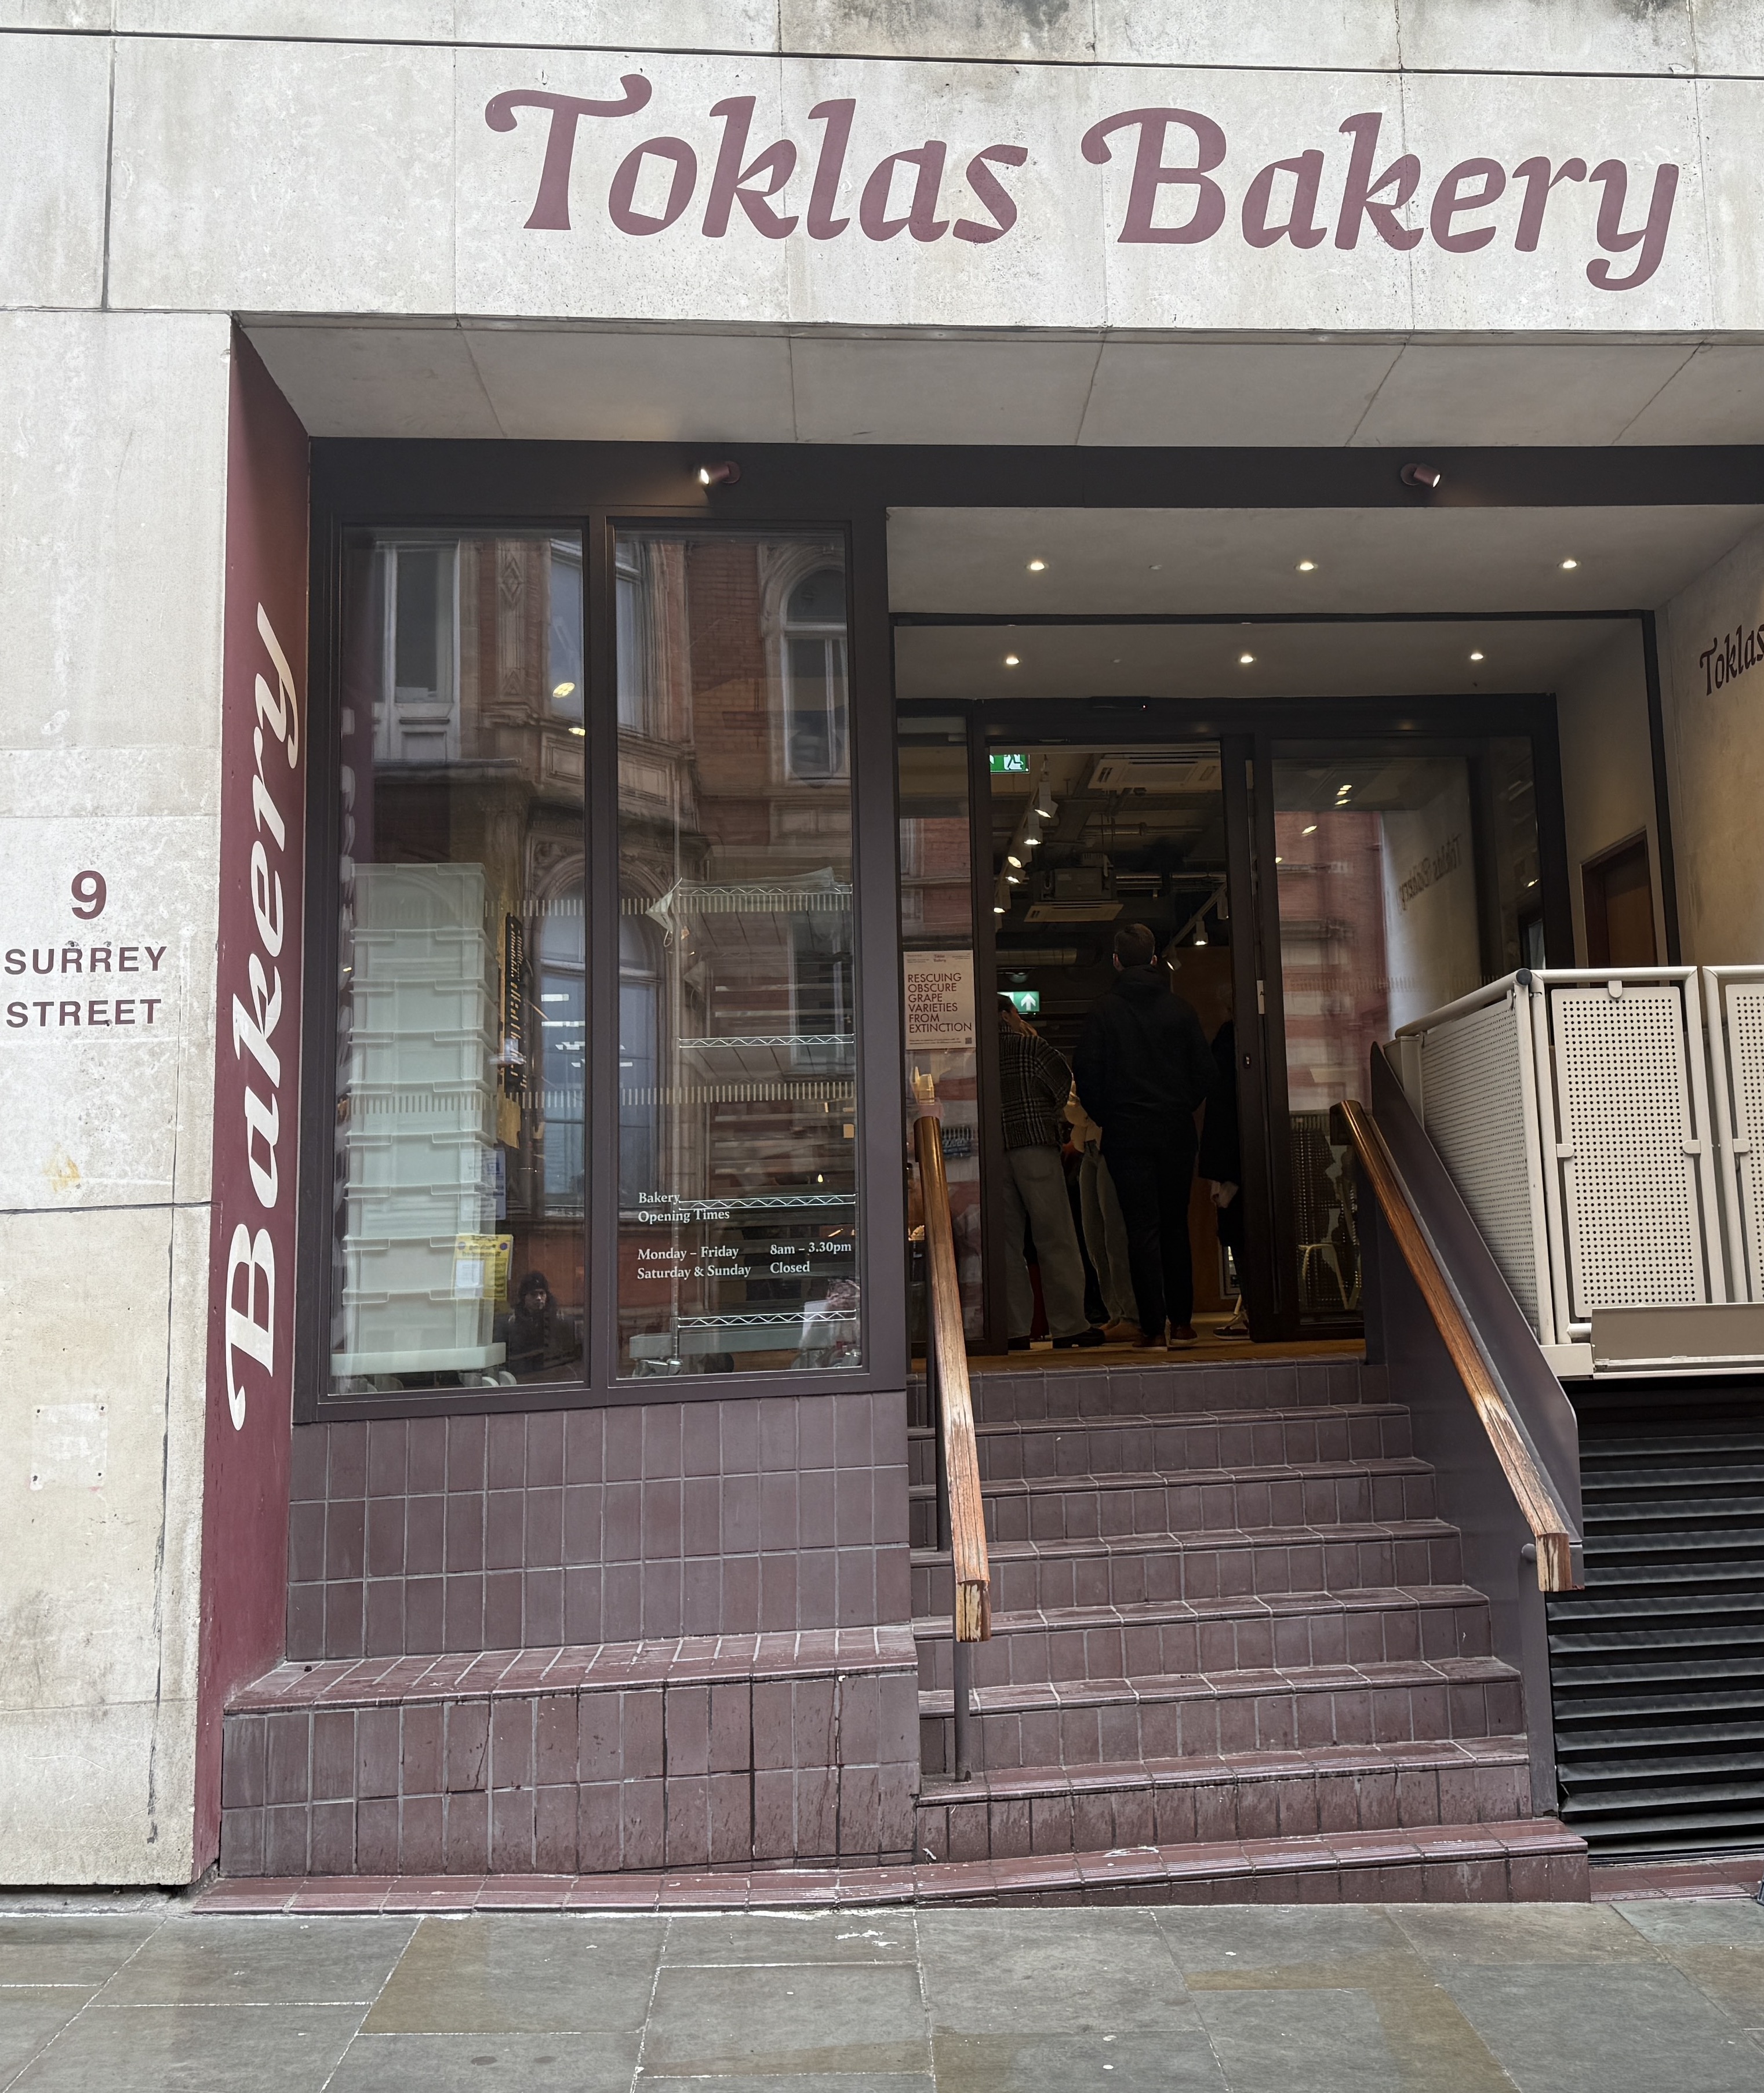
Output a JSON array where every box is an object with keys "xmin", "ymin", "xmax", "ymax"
[
  {"xmin": 1660, "ymin": 516, "xmax": 1764, "ymax": 965},
  {"xmin": 1552, "ymin": 624, "xmax": 1664, "ymax": 966}
]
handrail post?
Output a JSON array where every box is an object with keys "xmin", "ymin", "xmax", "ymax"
[
  {"xmin": 951, "ymin": 1637, "xmax": 975, "ymax": 1781},
  {"xmin": 912, "ymin": 1068, "xmax": 990, "ymax": 1781}
]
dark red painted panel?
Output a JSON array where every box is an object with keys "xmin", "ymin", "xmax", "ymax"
[{"xmin": 194, "ymin": 331, "xmax": 310, "ymax": 1874}]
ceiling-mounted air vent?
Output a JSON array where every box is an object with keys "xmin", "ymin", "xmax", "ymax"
[{"xmin": 1088, "ymin": 755, "xmax": 1222, "ymax": 795}]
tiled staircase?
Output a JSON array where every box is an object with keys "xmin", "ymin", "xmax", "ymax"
[
  {"xmin": 212, "ymin": 1353, "xmax": 1588, "ymax": 1906},
  {"xmin": 908, "ymin": 1356, "xmax": 1588, "ymax": 1901}
]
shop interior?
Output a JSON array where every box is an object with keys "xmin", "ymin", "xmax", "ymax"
[{"xmin": 892, "ymin": 500, "xmax": 1764, "ymax": 1352}]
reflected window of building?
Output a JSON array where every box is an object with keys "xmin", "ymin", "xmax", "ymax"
[
  {"xmin": 780, "ymin": 565, "xmax": 849, "ymax": 782},
  {"xmin": 616, "ymin": 540, "xmax": 649, "ymax": 733},
  {"xmin": 619, "ymin": 916, "xmax": 662, "ymax": 1203},
  {"xmin": 329, "ymin": 530, "xmax": 586, "ymax": 1396},
  {"xmin": 616, "ymin": 531, "xmax": 861, "ymax": 1377},
  {"xmin": 538, "ymin": 880, "xmax": 585, "ymax": 1213},
  {"xmin": 381, "ymin": 542, "xmax": 457, "ymax": 765},
  {"xmin": 548, "ymin": 539, "xmax": 584, "ymax": 727}
]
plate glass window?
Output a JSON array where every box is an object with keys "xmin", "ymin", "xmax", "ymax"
[
  {"xmin": 616, "ymin": 531, "xmax": 861, "ymax": 1376},
  {"xmin": 328, "ymin": 529, "xmax": 586, "ymax": 1396}
]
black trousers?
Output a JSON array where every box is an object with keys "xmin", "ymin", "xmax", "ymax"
[{"xmin": 1101, "ymin": 1121, "xmax": 1198, "ymax": 1335}]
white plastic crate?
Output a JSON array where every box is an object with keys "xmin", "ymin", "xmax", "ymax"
[
  {"xmin": 350, "ymin": 973, "xmax": 494, "ymax": 1035},
  {"xmin": 343, "ymin": 1076, "xmax": 496, "ymax": 1137},
  {"xmin": 343, "ymin": 1185, "xmax": 494, "ymax": 1242},
  {"xmin": 347, "ymin": 1023, "xmax": 494, "ymax": 1089},
  {"xmin": 344, "ymin": 1127, "xmax": 490, "ymax": 1192}
]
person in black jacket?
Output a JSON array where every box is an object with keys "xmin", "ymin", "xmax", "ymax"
[{"xmin": 1073, "ymin": 923, "xmax": 1217, "ymax": 1348}]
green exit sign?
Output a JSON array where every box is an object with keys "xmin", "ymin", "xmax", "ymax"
[
  {"xmin": 1003, "ymin": 989, "xmax": 1041, "ymax": 1015},
  {"xmin": 990, "ymin": 752, "xmax": 1030, "ymax": 774}
]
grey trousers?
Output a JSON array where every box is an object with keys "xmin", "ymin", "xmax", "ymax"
[
  {"xmin": 1079, "ymin": 1146, "xmax": 1139, "ymax": 1330},
  {"xmin": 999, "ymin": 1142, "xmax": 1090, "ymax": 1340}
]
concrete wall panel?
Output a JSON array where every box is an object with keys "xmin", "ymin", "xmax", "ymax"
[
  {"xmin": 0, "ymin": 308, "xmax": 231, "ymax": 1882},
  {"xmin": 1402, "ymin": 0, "xmax": 1697, "ymax": 76},
  {"xmin": 108, "ymin": 35, "xmax": 456, "ymax": 314},
  {"xmin": 0, "ymin": 1201, "xmax": 210, "ymax": 1882},
  {"xmin": 0, "ymin": 311, "xmax": 231, "ymax": 772},
  {"xmin": 0, "ymin": 33, "xmax": 111, "ymax": 310}
]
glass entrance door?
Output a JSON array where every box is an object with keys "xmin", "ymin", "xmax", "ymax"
[{"xmin": 1262, "ymin": 739, "xmax": 1544, "ymax": 1326}]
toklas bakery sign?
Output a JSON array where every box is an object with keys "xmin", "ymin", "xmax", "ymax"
[{"xmin": 485, "ymin": 78, "xmax": 1679, "ymax": 292}]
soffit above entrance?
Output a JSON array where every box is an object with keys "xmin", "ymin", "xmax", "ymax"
[
  {"xmin": 893, "ymin": 614, "xmax": 1631, "ymax": 702},
  {"xmin": 244, "ymin": 323, "xmax": 1764, "ymax": 451},
  {"xmin": 886, "ymin": 505, "xmax": 1764, "ymax": 616}
]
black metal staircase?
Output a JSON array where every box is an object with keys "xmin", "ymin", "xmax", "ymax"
[{"xmin": 1548, "ymin": 1392, "xmax": 1764, "ymax": 1859}]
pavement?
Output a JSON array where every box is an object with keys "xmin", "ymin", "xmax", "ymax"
[{"xmin": 1, "ymin": 1895, "xmax": 1761, "ymax": 2091}]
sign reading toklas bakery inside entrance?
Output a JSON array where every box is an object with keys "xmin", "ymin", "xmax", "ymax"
[{"xmin": 483, "ymin": 72, "xmax": 1681, "ymax": 293}]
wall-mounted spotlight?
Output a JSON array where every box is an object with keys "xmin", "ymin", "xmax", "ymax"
[
  {"xmin": 1400, "ymin": 462, "xmax": 1443, "ymax": 490},
  {"xmin": 697, "ymin": 461, "xmax": 741, "ymax": 487}
]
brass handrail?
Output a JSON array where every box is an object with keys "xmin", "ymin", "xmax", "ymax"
[
  {"xmin": 912, "ymin": 1078, "xmax": 990, "ymax": 1778},
  {"xmin": 1341, "ymin": 1098, "xmax": 1580, "ymax": 1593}
]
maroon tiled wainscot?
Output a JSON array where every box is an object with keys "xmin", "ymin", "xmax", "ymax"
[
  {"xmin": 220, "ymin": 1628, "xmax": 918, "ymax": 1877},
  {"xmin": 286, "ymin": 1392, "xmax": 911, "ymax": 1661}
]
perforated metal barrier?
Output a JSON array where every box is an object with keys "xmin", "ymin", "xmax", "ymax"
[{"xmin": 1393, "ymin": 969, "xmax": 1731, "ymax": 1366}]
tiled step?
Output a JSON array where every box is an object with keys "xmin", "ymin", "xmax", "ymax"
[
  {"xmin": 913, "ymin": 1585, "xmax": 1494, "ymax": 1692},
  {"xmin": 201, "ymin": 1814, "xmax": 1590, "ymax": 1909},
  {"xmin": 917, "ymin": 1654, "xmax": 1523, "ymax": 1774},
  {"xmin": 943, "ymin": 1356, "xmax": 1381, "ymax": 1425},
  {"xmin": 920, "ymin": 1457, "xmax": 1439, "ymax": 1546},
  {"xmin": 912, "ymin": 1518, "xmax": 1466, "ymax": 1617},
  {"xmin": 218, "ymin": 1629, "xmax": 918, "ymax": 1880},
  {"xmin": 908, "ymin": 1404, "xmax": 1414, "ymax": 1486},
  {"xmin": 916, "ymin": 1735, "xmax": 1533, "ymax": 1861}
]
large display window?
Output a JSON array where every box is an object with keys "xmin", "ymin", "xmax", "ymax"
[{"xmin": 309, "ymin": 498, "xmax": 883, "ymax": 1414}]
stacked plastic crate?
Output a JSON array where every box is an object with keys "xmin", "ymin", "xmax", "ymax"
[{"xmin": 331, "ymin": 862, "xmax": 504, "ymax": 1382}]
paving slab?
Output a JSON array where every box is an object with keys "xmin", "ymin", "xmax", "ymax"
[
  {"xmin": 0, "ymin": 1918, "xmax": 162, "ymax": 1989},
  {"xmin": 661, "ymin": 1911, "xmax": 920, "ymax": 1964},
  {"xmin": 1614, "ymin": 1899, "xmax": 1764, "ymax": 1948},
  {"xmin": 1154, "ymin": 1906, "xmax": 1404, "ymax": 1974},
  {"xmin": 0, "ymin": 1992, "xmax": 94, "ymax": 2086},
  {"xmin": 95, "ymin": 1915, "xmax": 417, "ymax": 2005},
  {"xmin": 363, "ymin": 1914, "xmax": 664, "ymax": 2034},
  {"xmin": 1439, "ymin": 1962, "xmax": 1763, "ymax": 2093},
  {"xmin": 8, "ymin": 2003, "xmax": 364, "ymax": 2093},
  {"xmin": 323, "ymin": 2029, "xmax": 643, "ymax": 2091},
  {"xmin": 1193, "ymin": 1986, "xmax": 1402, "ymax": 2093},
  {"xmin": 919, "ymin": 1908, "xmax": 1191, "ymax": 2036},
  {"xmin": 1390, "ymin": 1902, "xmax": 1657, "ymax": 1967},
  {"xmin": 642, "ymin": 1961, "xmax": 929, "ymax": 2076},
  {"xmin": 931, "ymin": 2029, "xmax": 1227, "ymax": 2091}
]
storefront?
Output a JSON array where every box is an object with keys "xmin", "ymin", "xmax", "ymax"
[{"xmin": 9, "ymin": 5, "xmax": 1764, "ymax": 1886}]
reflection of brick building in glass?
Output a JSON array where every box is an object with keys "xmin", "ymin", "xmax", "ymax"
[
  {"xmin": 332, "ymin": 533, "xmax": 587, "ymax": 1392},
  {"xmin": 897, "ymin": 730, "xmax": 984, "ymax": 1334},
  {"xmin": 615, "ymin": 535, "xmax": 859, "ymax": 1376},
  {"xmin": 1274, "ymin": 807, "xmax": 1389, "ymax": 1317},
  {"xmin": 1274, "ymin": 808, "xmax": 1391, "ymax": 1115}
]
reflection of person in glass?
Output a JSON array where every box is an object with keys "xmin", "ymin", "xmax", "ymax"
[
  {"xmin": 796, "ymin": 1276, "xmax": 860, "ymax": 1368},
  {"xmin": 499, "ymin": 1270, "xmax": 581, "ymax": 1377}
]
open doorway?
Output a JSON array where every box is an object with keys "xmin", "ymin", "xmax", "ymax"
[
  {"xmin": 898, "ymin": 692, "xmax": 1559, "ymax": 1356},
  {"xmin": 986, "ymin": 742, "xmax": 1241, "ymax": 1345}
]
